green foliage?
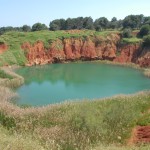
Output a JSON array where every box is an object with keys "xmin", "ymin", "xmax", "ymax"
[
  {"xmin": 143, "ymin": 16, "xmax": 150, "ymax": 25},
  {"xmin": 0, "ymin": 26, "xmax": 23, "ymax": 35},
  {"xmin": 0, "ymin": 69, "xmax": 13, "ymax": 79},
  {"xmin": 123, "ymin": 14, "xmax": 144, "ymax": 29},
  {"xmin": 0, "ymin": 112, "xmax": 16, "ymax": 129},
  {"xmin": 50, "ymin": 19, "xmax": 66, "ymax": 31},
  {"xmin": 137, "ymin": 113, "xmax": 150, "ymax": 126},
  {"xmin": 121, "ymin": 37, "xmax": 142, "ymax": 44},
  {"xmin": 143, "ymin": 34, "xmax": 150, "ymax": 47},
  {"xmin": 94, "ymin": 17, "xmax": 109, "ymax": 31},
  {"xmin": 138, "ymin": 24, "xmax": 150, "ymax": 37},
  {"xmin": 83, "ymin": 17, "xmax": 94, "ymax": 29},
  {"xmin": 122, "ymin": 28, "xmax": 132, "ymax": 38},
  {"xmin": 49, "ymin": 17, "xmax": 94, "ymax": 31},
  {"xmin": 22, "ymin": 25, "xmax": 31, "ymax": 32},
  {"xmin": 31, "ymin": 22, "xmax": 48, "ymax": 31}
]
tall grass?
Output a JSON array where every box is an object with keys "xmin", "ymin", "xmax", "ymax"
[
  {"xmin": 144, "ymin": 68, "xmax": 150, "ymax": 78},
  {"xmin": 0, "ymin": 66, "xmax": 24, "ymax": 88},
  {"xmin": 0, "ymin": 125, "xmax": 45, "ymax": 150},
  {"xmin": 0, "ymin": 85, "xmax": 150, "ymax": 149},
  {"xmin": 0, "ymin": 66, "xmax": 150, "ymax": 149},
  {"xmin": 121, "ymin": 38, "xmax": 142, "ymax": 44}
]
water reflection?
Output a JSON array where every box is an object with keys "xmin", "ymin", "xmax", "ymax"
[{"xmin": 15, "ymin": 63, "xmax": 150, "ymax": 106}]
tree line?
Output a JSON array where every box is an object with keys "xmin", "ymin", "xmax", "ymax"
[{"xmin": 0, "ymin": 14, "xmax": 150, "ymax": 35}]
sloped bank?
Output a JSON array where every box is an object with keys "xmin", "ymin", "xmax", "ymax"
[
  {"xmin": 20, "ymin": 34, "xmax": 150, "ymax": 68},
  {"xmin": 0, "ymin": 30, "xmax": 149, "ymax": 67},
  {"xmin": 0, "ymin": 30, "xmax": 150, "ymax": 149}
]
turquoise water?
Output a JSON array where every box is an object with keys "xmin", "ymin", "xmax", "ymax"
[{"xmin": 15, "ymin": 63, "xmax": 150, "ymax": 106}]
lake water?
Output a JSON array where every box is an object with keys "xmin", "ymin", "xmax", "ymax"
[{"xmin": 15, "ymin": 63, "xmax": 150, "ymax": 106}]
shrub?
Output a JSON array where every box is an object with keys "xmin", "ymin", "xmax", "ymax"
[
  {"xmin": 0, "ymin": 112, "xmax": 16, "ymax": 129},
  {"xmin": 138, "ymin": 24, "xmax": 150, "ymax": 37},
  {"xmin": 0, "ymin": 69, "xmax": 13, "ymax": 79},
  {"xmin": 143, "ymin": 35, "xmax": 150, "ymax": 47},
  {"xmin": 122, "ymin": 28, "xmax": 132, "ymax": 38}
]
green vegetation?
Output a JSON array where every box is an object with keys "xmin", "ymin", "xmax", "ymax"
[
  {"xmin": 122, "ymin": 15, "xmax": 144, "ymax": 29},
  {"xmin": 122, "ymin": 28, "xmax": 132, "ymax": 38},
  {"xmin": 22, "ymin": 25, "xmax": 31, "ymax": 32},
  {"xmin": 121, "ymin": 37, "xmax": 142, "ymax": 44},
  {"xmin": 0, "ymin": 84, "xmax": 150, "ymax": 149},
  {"xmin": 32, "ymin": 22, "xmax": 48, "ymax": 31},
  {"xmin": 0, "ymin": 67, "xmax": 24, "ymax": 88},
  {"xmin": 143, "ymin": 34, "xmax": 150, "ymax": 47},
  {"xmin": 138, "ymin": 24, "xmax": 150, "ymax": 37},
  {"xmin": 0, "ymin": 30, "xmax": 119, "ymax": 66},
  {"xmin": 0, "ymin": 13, "xmax": 149, "ymax": 149},
  {"xmin": 0, "ymin": 69, "xmax": 13, "ymax": 79},
  {"xmin": 0, "ymin": 14, "xmax": 150, "ymax": 34},
  {"xmin": 0, "ymin": 125, "xmax": 45, "ymax": 150}
]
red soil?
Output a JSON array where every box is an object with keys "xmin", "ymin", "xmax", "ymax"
[
  {"xmin": 0, "ymin": 44, "xmax": 8, "ymax": 54},
  {"xmin": 20, "ymin": 34, "xmax": 150, "ymax": 67},
  {"xmin": 129, "ymin": 126, "xmax": 150, "ymax": 144}
]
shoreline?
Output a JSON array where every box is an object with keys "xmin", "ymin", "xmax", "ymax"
[
  {"xmin": 0, "ymin": 61, "xmax": 150, "ymax": 149},
  {"xmin": 0, "ymin": 60, "xmax": 150, "ymax": 110}
]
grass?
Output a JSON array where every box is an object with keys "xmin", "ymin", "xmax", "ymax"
[
  {"xmin": 0, "ymin": 30, "xmax": 150, "ymax": 149},
  {"xmin": 0, "ymin": 30, "xmax": 147, "ymax": 67},
  {"xmin": 0, "ymin": 125, "xmax": 45, "ymax": 150},
  {"xmin": 144, "ymin": 68, "xmax": 150, "ymax": 78},
  {"xmin": 0, "ymin": 82, "xmax": 150, "ymax": 149},
  {"xmin": 0, "ymin": 67, "xmax": 24, "ymax": 88},
  {"xmin": 121, "ymin": 37, "xmax": 142, "ymax": 44},
  {"xmin": 0, "ymin": 30, "xmax": 120, "ymax": 66},
  {"xmin": 0, "ymin": 69, "xmax": 13, "ymax": 79}
]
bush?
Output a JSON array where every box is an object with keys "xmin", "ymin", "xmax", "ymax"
[
  {"xmin": 143, "ymin": 35, "xmax": 150, "ymax": 47},
  {"xmin": 0, "ymin": 69, "xmax": 13, "ymax": 79},
  {"xmin": 138, "ymin": 24, "xmax": 150, "ymax": 37},
  {"xmin": 0, "ymin": 112, "xmax": 16, "ymax": 129},
  {"xmin": 122, "ymin": 28, "xmax": 132, "ymax": 38}
]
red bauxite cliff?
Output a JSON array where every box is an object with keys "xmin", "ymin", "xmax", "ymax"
[
  {"xmin": 7, "ymin": 33, "xmax": 149, "ymax": 67},
  {"xmin": 21, "ymin": 34, "xmax": 121, "ymax": 66}
]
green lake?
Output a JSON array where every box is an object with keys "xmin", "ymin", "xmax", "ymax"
[{"xmin": 15, "ymin": 63, "xmax": 150, "ymax": 106}]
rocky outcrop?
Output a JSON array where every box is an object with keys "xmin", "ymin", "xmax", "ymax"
[
  {"xmin": 114, "ymin": 44, "xmax": 141, "ymax": 63},
  {"xmin": 22, "ymin": 34, "xmax": 121, "ymax": 66},
  {"xmin": 21, "ymin": 33, "xmax": 150, "ymax": 67},
  {"xmin": 0, "ymin": 43, "xmax": 8, "ymax": 54},
  {"xmin": 137, "ymin": 49, "xmax": 150, "ymax": 67},
  {"xmin": 129, "ymin": 126, "xmax": 150, "ymax": 144}
]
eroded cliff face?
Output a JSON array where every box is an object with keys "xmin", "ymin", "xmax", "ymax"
[
  {"xmin": 137, "ymin": 49, "xmax": 150, "ymax": 67},
  {"xmin": 0, "ymin": 43, "xmax": 8, "ymax": 54},
  {"xmin": 22, "ymin": 34, "xmax": 120, "ymax": 66},
  {"xmin": 21, "ymin": 34, "xmax": 150, "ymax": 67},
  {"xmin": 114, "ymin": 44, "xmax": 140, "ymax": 63}
]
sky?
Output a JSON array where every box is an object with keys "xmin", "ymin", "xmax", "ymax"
[{"xmin": 1, "ymin": 0, "xmax": 150, "ymax": 27}]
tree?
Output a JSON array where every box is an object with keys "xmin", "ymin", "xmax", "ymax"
[
  {"xmin": 22, "ymin": 25, "xmax": 31, "ymax": 32},
  {"xmin": 74, "ymin": 17, "xmax": 84, "ymax": 29},
  {"xmin": 111, "ymin": 17, "xmax": 117, "ymax": 22},
  {"xmin": 123, "ymin": 14, "xmax": 144, "ymax": 29},
  {"xmin": 122, "ymin": 28, "xmax": 132, "ymax": 38},
  {"xmin": 109, "ymin": 17, "xmax": 118, "ymax": 29},
  {"xmin": 143, "ymin": 17, "xmax": 150, "ymax": 25},
  {"xmin": 83, "ymin": 17, "xmax": 94, "ymax": 29},
  {"xmin": 0, "ymin": 26, "xmax": 14, "ymax": 35},
  {"xmin": 143, "ymin": 35, "xmax": 150, "ymax": 47},
  {"xmin": 32, "ymin": 23, "xmax": 48, "ymax": 31},
  {"xmin": 94, "ymin": 17, "xmax": 109, "ymax": 31},
  {"xmin": 65, "ymin": 18, "xmax": 75, "ymax": 30},
  {"xmin": 49, "ymin": 19, "xmax": 66, "ymax": 31},
  {"xmin": 138, "ymin": 25, "xmax": 150, "ymax": 37}
]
